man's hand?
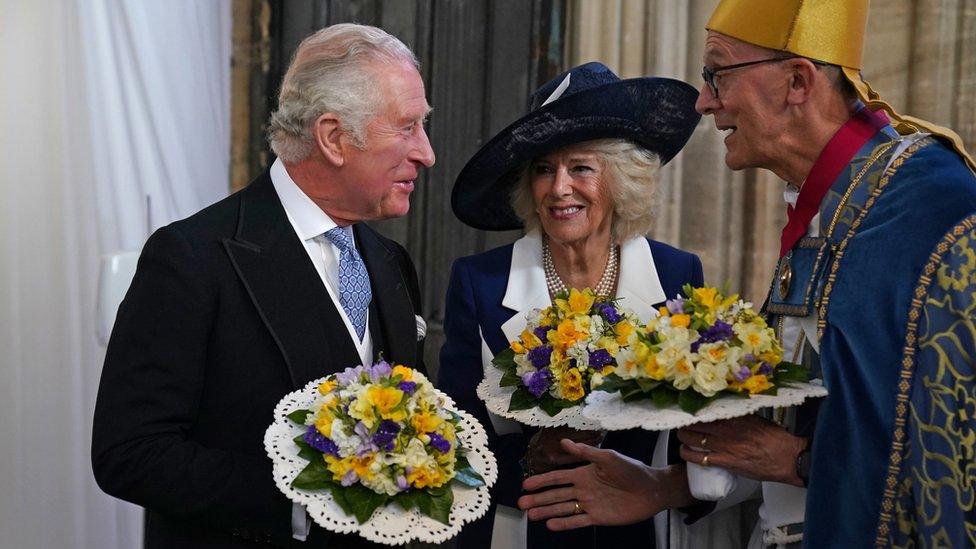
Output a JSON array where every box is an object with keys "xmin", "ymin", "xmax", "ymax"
[
  {"xmin": 677, "ymin": 415, "xmax": 807, "ymax": 486},
  {"xmin": 522, "ymin": 427, "xmax": 605, "ymax": 475},
  {"xmin": 517, "ymin": 439, "xmax": 694, "ymax": 531}
]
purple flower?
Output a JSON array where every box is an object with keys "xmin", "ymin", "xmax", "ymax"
[
  {"xmin": 525, "ymin": 368, "xmax": 552, "ymax": 398},
  {"xmin": 396, "ymin": 475, "xmax": 409, "ymax": 491},
  {"xmin": 744, "ymin": 353, "xmax": 756, "ymax": 363},
  {"xmin": 600, "ymin": 304, "xmax": 622, "ymax": 324},
  {"xmin": 757, "ymin": 362, "xmax": 773, "ymax": 376},
  {"xmin": 533, "ymin": 326, "xmax": 549, "ymax": 342},
  {"xmin": 372, "ymin": 420, "xmax": 402, "ymax": 451},
  {"xmin": 588, "ymin": 349, "xmax": 614, "ymax": 368},
  {"xmin": 666, "ymin": 297, "xmax": 686, "ymax": 315},
  {"xmin": 527, "ymin": 345, "xmax": 553, "ymax": 368},
  {"xmin": 354, "ymin": 421, "xmax": 379, "ymax": 456},
  {"xmin": 733, "ymin": 365, "xmax": 752, "ymax": 382},
  {"xmin": 428, "ymin": 432, "xmax": 452, "ymax": 453},
  {"xmin": 367, "ymin": 360, "xmax": 392, "ymax": 382},
  {"xmin": 341, "ymin": 469, "xmax": 358, "ymax": 486},
  {"xmin": 398, "ymin": 381, "xmax": 417, "ymax": 395},
  {"xmin": 304, "ymin": 425, "xmax": 340, "ymax": 456},
  {"xmin": 699, "ymin": 320, "xmax": 734, "ymax": 344},
  {"xmin": 336, "ymin": 365, "xmax": 366, "ymax": 385}
]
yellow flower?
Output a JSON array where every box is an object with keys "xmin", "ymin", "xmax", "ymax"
[
  {"xmin": 326, "ymin": 454, "xmax": 375, "ymax": 482},
  {"xmin": 641, "ymin": 352, "xmax": 666, "ymax": 380},
  {"xmin": 567, "ymin": 288, "xmax": 596, "ymax": 314},
  {"xmin": 658, "ymin": 306, "xmax": 670, "ymax": 317},
  {"xmin": 317, "ymin": 378, "xmax": 338, "ymax": 395},
  {"xmin": 560, "ymin": 368, "xmax": 585, "ymax": 401},
  {"xmin": 411, "ymin": 410, "xmax": 444, "ymax": 433},
  {"xmin": 521, "ymin": 328, "xmax": 544, "ymax": 350},
  {"xmin": 614, "ymin": 320, "xmax": 635, "ymax": 345},
  {"xmin": 407, "ymin": 465, "xmax": 449, "ymax": 489},
  {"xmin": 741, "ymin": 374, "xmax": 773, "ymax": 394},
  {"xmin": 510, "ymin": 340, "xmax": 526, "ymax": 354},
  {"xmin": 349, "ymin": 395, "xmax": 377, "ymax": 428},
  {"xmin": 315, "ymin": 409, "xmax": 335, "ymax": 437},
  {"xmin": 391, "ymin": 364, "xmax": 414, "ymax": 381},
  {"xmin": 670, "ymin": 314, "xmax": 691, "ymax": 328},
  {"xmin": 600, "ymin": 365, "xmax": 615, "ymax": 376},
  {"xmin": 758, "ymin": 349, "xmax": 782, "ymax": 365},
  {"xmin": 596, "ymin": 335, "xmax": 620, "ymax": 355},
  {"xmin": 555, "ymin": 318, "xmax": 583, "ymax": 349},
  {"xmin": 693, "ymin": 287, "xmax": 719, "ymax": 311},
  {"xmin": 367, "ymin": 385, "xmax": 404, "ymax": 418}
]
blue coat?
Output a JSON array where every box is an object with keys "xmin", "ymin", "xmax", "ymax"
[{"xmin": 438, "ymin": 231, "xmax": 703, "ymax": 548}]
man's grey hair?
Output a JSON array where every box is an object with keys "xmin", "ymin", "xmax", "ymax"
[
  {"xmin": 511, "ymin": 138, "xmax": 662, "ymax": 244},
  {"xmin": 268, "ymin": 24, "xmax": 419, "ymax": 164}
]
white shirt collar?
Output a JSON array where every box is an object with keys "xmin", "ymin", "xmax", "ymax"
[{"xmin": 270, "ymin": 158, "xmax": 350, "ymax": 242}]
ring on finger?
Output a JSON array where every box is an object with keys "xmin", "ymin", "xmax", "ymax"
[
  {"xmin": 702, "ymin": 454, "xmax": 710, "ymax": 467},
  {"xmin": 700, "ymin": 436, "xmax": 708, "ymax": 449},
  {"xmin": 573, "ymin": 501, "xmax": 583, "ymax": 515}
]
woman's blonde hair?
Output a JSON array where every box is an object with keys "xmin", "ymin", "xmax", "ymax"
[{"xmin": 510, "ymin": 138, "xmax": 661, "ymax": 244}]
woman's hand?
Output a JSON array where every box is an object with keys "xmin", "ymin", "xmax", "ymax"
[
  {"xmin": 517, "ymin": 439, "xmax": 694, "ymax": 531},
  {"xmin": 522, "ymin": 427, "xmax": 606, "ymax": 475}
]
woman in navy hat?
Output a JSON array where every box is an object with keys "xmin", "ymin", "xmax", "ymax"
[{"xmin": 438, "ymin": 62, "xmax": 705, "ymax": 548}]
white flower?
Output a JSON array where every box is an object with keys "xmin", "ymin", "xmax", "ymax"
[
  {"xmin": 514, "ymin": 353, "xmax": 535, "ymax": 377},
  {"xmin": 565, "ymin": 345, "xmax": 589, "ymax": 371},
  {"xmin": 588, "ymin": 314, "xmax": 606, "ymax": 334},
  {"xmin": 692, "ymin": 360, "xmax": 729, "ymax": 397},
  {"xmin": 330, "ymin": 419, "xmax": 361, "ymax": 456},
  {"xmin": 614, "ymin": 347, "xmax": 641, "ymax": 380}
]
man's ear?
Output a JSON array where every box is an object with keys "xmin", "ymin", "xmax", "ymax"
[
  {"xmin": 785, "ymin": 58, "xmax": 819, "ymax": 106},
  {"xmin": 314, "ymin": 112, "xmax": 345, "ymax": 167}
]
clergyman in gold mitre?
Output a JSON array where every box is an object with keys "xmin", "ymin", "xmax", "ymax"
[{"xmin": 706, "ymin": 0, "xmax": 976, "ymax": 170}]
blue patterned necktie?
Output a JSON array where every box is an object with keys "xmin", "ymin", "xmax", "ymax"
[{"xmin": 323, "ymin": 227, "xmax": 371, "ymax": 341}]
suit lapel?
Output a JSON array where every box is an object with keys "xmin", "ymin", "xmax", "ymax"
[
  {"xmin": 355, "ymin": 225, "xmax": 417, "ymax": 367},
  {"xmin": 222, "ymin": 174, "xmax": 360, "ymax": 388}
]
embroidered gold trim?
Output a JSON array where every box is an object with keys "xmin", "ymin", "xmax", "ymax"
[
  {"xmin": 817, "ymin": 138, "xmax": 933, "ymax": 340},
  {"xmin": 874, "ymin": 213, "xmax": 976, "ymax": 547}
]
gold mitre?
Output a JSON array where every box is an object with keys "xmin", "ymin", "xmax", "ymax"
[{"xmin": 706, "ymin": 0, "xmax": 975, "ymax": 171}]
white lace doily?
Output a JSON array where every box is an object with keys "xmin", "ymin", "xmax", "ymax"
[
  {"xmin": 264, "ymin": 378, "xmax": 498, "ymax": 546},
  {"xmin": 476, "ymin": 365, "xmax": 602, "ymax": 429},
  {"xmin": 582, "ymin": 381, "xmax": 828, "ymax": 431}
]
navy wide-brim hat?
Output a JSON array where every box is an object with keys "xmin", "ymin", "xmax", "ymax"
[{"xmin": 452, "ymin": 62, "xmax": 701, "ymax": 231}]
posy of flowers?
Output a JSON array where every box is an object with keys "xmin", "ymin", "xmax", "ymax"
[
  {"xmin": 286, "ymin": 361, "xmax": 485, "ymax": 524},
  {"xmin": 491, "ymin": 288, "xmax": 642, "ymax": 416},
  {"xmin": 595, "ymin": 285, "xmax": 811, "ymax": 413}
]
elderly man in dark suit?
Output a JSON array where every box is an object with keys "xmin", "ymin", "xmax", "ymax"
[{"xmin": 92, "ymin": 24, "xmax": 434, "ymax": 548}]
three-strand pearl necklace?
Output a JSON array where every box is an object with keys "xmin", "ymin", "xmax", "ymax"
[{"xmin": 542, "ymin": 236, "xmax": 620, "ymax": 298}]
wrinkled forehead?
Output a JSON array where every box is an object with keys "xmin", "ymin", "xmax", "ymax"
[{"xmin": 702, "ymin": 30, "xmax": 777, "ymax": 65}]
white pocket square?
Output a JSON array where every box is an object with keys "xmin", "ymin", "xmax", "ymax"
[{"xmin": 415, "ymin": 315, "xmax": 427, "ymax": 341}]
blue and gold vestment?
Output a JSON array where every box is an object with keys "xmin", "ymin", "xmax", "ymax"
[{"xmin": 767, "ymin": 124, "xmax": 976, "ymax": 547}]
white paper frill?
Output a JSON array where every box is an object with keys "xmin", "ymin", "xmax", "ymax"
[
  {"xmin": 582, "ymin": 381, "xmax": 828, "ymax": 431},
  {"xmin": 264, "ymin": 378, "xmax": 498, "ymax": 546},
  {"xmin": 476, "ymin": 363, "xmax": 602, "ymax": 430}
]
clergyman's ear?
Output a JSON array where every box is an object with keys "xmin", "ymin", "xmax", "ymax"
[
  {"xmin": 314, "ymin": 112, "xmax": 344, "ymax": 167},
  {"xmin": 785, "ymin": 58, "xmax": 819, "ymax": 106}
]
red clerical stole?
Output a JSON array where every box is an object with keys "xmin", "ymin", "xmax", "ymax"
[{"xmin": 778, "ymin": 108, "xmax": 890, "ymax": 257}]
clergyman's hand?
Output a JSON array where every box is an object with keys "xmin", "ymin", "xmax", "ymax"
[
  {"xmin": 677, "ymin": 415, "xmax": 807, "ymax": 486},
  {"xmin": 517, "ymin": 439, "xmax": 694, "ymax": 531}
]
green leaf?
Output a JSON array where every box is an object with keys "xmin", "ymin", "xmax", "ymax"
[
  {"xmin": 291, "ymin": 459, "xmax": 333, "ymax": 490},
  {"xmin": 539, "ymin": 395, "xmax": 577, "ymax": 417},
  {"xmin": 621, "ymin": 389, "xmax": 656, "ymax": 403},
  {"xmin": 492, "ymin": 347, "xmax": 517, "ymax": 369},
  {"xmin": 292, "ymin": 435, "xmax": 321, "ymax": 462},
  {"xmin": 508, "ymin": 387, "xmax": 536, "ymax": 411},
  {"xmin": 635, "ymin": 378, "xmax": 662, "ymax": 392},
  {"xmin": 392, "ymin": 490, "xmax": 423, "ymax": 511},
  {"xmin": 593, "ymin": 373, "xmax": 632, "ymax": 394},
  {"xmin": 651, "ymin": 387, "xmax": 678, "ymax": 408},
  {"xmin": 677, "ymin": 390, "xmax": 714, "ymax": 414},
  {"xmin": 454, "ymin": 454, "xmax": 485, "ymax": 487},
  {"xmin": 341, "ymin": 483, "xmax": 389, "ymax": 524},
  {"xmin": 500, "ymin": 369, "xmax": 523, "ymax": 387},
  {"xmin": 287, "ymin": 409, "xmax": 312, "ymax": 424},
  {"xmin": 425, "ymin": 486, "xmax": 454, "ymax": 525},
  {"xmin": 773, "ymin": 361, "xmax": 811, "ymax": 385}
]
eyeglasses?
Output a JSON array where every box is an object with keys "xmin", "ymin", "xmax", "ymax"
[{"xmin": 701, "ymin": 56, "xmax": 822, "ymax": 99}]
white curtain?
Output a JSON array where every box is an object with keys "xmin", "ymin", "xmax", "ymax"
[{"xmin": 0, "ymin": 1, "xmax": 231, "ymax": 547}]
